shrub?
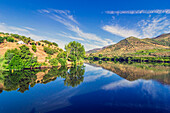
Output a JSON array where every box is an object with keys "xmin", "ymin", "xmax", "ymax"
[
  {"xmin": 5, "ymin": 45, "xmax": 38, "ymax": 69},
  {"xmin": 52, "ymin": 42, "xmax": 58, "ymax": 47},
  {"xmin": 43, "ymin": 47, "xmax": 57, "ymax": 55},
  {"xmin": 7, "ymin": 37, "xmax": 14, "ymax": 42},
  {"xmin": 38, "ymin": 42, "xmax": 41, "ymax": 46},
  {"xmin": 49, "ymin": 58, "xmax": 58, "ymax": 66},
  {"xmin": 0, "ymin": 36, "xmax": 4, "ymax": 44},
  {"xmin": 58, "ymin": 58, "xmax": 67, "ymax": 66},
  {"xmin": 32, "ymin": 45, "xmax": 37, "ymax": 52},
  {"xmin": 10, "ymin": 34, "xmax": 20, "ymax": 38},
  {"xmin": 5, "ymin": 48, "xmax": 20, "ymax": 64},
  {"xmin": 30, "ymin": 42, "xmax": 35, "ymax": 45}
]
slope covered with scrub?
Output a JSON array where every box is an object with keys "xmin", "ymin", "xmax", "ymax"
[{"xmin": 87, "ymin": 33, "xmax": 170, "ymax": 57}]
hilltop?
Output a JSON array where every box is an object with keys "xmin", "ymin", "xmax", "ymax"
[
  {"xmin": 87, "ymin": 33, "xmax": 170, "ymax": 57},
  {"xmin": 0, "ymin": 32, "xmax": 63, "ymax": 63}
]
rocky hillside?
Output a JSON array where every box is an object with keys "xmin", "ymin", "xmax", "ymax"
[
  {"xmin": 86, "ymin": 48, "xmax": 102, "ymax": 54},
  {"xmin": 87, "ymin": 33, "xmax": 170, "ymax": 57},
  {"xmin": 0, "ymin": 33, "xmax": 63, "ymax": 63}
]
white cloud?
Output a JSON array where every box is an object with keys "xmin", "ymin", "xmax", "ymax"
[
  {"xmin": 105, "ymin": 9, "xmax": 170, "ymax": 15},
  {"xmin": 102, "ymin": 16, "xmax": 170, "ymax": 38},
  {"xmin": 0, "ymin": 23, "xmax": 29, "ymax": 33},
  {"xmin": 102, "ymin": 79, "xmax": 154, "ymax": 90},
  {"xmin": 24, "ymin": 27, "xmax": 36, "ymax": 31},
  {"xmin": 84, "ymin": 64, "xmax": 114, "ymax": 82},
  {"xmin": 39, "ymin": 9, "xmax": 115, "ymax": 50},
  {"xmin": 0, "ymin": 23, "xmax": 66, "ymax": 48},
  {"xmin": 101, "ymin": 79, "xmax": 165, "ymax": 98},
  {"xmin": 138, "ymin": 16, "xmax": 170, "ymax": 38},
  {"xmin": 56, "ymin": 32, "xmax": 84, "ymax": 41},
  {"xmin": 102, "ymin": 25, "xmax": 141, "ymax": 38}
]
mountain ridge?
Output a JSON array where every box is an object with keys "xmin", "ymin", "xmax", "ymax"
[{"xmin": 86, "ymin": 33, "xmax": 170, "ymax": 57}]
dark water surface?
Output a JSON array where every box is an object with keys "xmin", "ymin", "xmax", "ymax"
[{"xmin": 0, "ymin": 63, "xmax": 170, "ymax": 113}]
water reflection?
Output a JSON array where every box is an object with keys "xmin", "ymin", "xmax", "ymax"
[
  {"xmin": 86, "ymin": 61, "xmax": 170, "ymax": 85},
  {"xmin": 0, "ymin": 65, "xmax": 85, "ymax": 93},
  {"xmin": 0, "ymin": 63, "xmax": 169, "ymax": 113}
]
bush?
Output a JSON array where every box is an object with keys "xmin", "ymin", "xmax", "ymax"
[
  {"xmin": 5, "ymin": 45, "xmax": 38, "ymax": 69},
  {"xmin": 7, "ymin": 37, "xmax": 14, "ymax": 42},
  {"xmin": 43, "ymin": 47, "xmax": 57, "ymax": 55},
  {"xmin": 30, "ymin": 42, "xmax": 35, "ymax": 45},
  {"xmin": 38, "ymin": 42, "xmax": 41, "ymax": 46},
  {"xmin": 0, "ymin": 36, "xmax": 5, "ymax": 44},
  {"xmin": 10, "ymin": 34, "xmax": 20, "ymax": 38},
  {"xmin": 32, "ymin": 45, "xmax": 37, "ymax": 52},
  {"xmin": 5, "ymin": 48, "xmax": 20, "ymax": 64},
  {"xmin": 58, "ymin": 58, "xmax": 67, "ymax": 66},
  {"xmin": 52, "ymin": 42, "xmax": 58, "ymax": 47},
  {"xmin": 49, "ymin": 58, "xmax": 58, "ymax": 66}
]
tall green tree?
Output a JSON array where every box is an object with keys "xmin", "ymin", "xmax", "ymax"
[{"xmin": 65, "ymin": 41, "xmax": 85, "ymax": 62}]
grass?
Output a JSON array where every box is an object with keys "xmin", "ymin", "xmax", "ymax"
[{"xmin": 129, "ymin": 49, "xmax": 170, "ymax": 56}]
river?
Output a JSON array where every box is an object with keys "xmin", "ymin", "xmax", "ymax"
[{"xmin": 0, "ymin": 62, "xmax": 169, "ymax": 113}]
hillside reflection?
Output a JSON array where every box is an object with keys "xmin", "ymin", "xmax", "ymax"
[
  {"xmin": 86, "ymin": 61, "xmax": 170, "ymax": 85},
  {"xmin": 0, "ymin": 65, "xmax": 85, "ymax": 93}
]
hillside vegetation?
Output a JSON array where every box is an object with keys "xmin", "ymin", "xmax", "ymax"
[
  {"xmin": 0, "ymin": 32, "xmax": 85, "ymax": 70},
  {"xmin": 0, "ymin": 32, "xmax": 61, "ymax": 63},
  {"xmin": 87, "ymin": 33, "xmax": 170, "ymax": 57}
]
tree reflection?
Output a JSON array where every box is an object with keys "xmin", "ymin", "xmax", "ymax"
[
  {"xmin": 0, "ymin": 65, "xmax": 85, "ymax": 93},
  {"xmin": 3, "ymin": 70, "xmax": 38, "ymax": 93},
  {"xmin": 87, "ymin": 61, "xmax": 170, "ymax": 85},
  {"xmin": 64, "ymin": 66, "xmax": 85, "ymax": 87}
]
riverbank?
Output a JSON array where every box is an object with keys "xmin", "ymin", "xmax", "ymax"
[{"xmin": 86, "ymin": 56, "xmax": 170, "ymax": 63}]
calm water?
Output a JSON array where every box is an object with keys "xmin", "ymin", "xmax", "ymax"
[{"xmin": 0, "ymin": 63, "xmax": 170, "ymax": 113}]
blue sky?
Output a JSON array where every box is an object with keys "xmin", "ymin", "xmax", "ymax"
[{"xmin": 0, "ymin": 0, "xmax": 169, "ymax": 50}]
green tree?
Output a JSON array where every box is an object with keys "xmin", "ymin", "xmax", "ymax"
[
  {"xmin": 7, "ymin": 37, "xmax": 14, "ymax": 42},
  {"xmin": 32, "ymin": 45, "xmax": 37, "ymax": 52},
  {"xmin": 49, "ymin": 58, "xmax": 59, "ymax": 66},
  {"xmin": 0, "ymin": 36, "xmax": 4, "ymax": 44},
  {"xmin": 6, "ymin": 45, "xmax": 38, "ymax": 69},
  {"xmin": 38, "ymin": 42, "xmax": 41, "ymax": 46},
  {"xmin": 43, "ymin": 46, "xmax": 57, "ymax": 55},
  {"xmin": 5, "ymin": 48, "xmax": 20, "ymax": 64},
  {"xmin": 65, "ymin": 41, "xmax": 85, "ymax": 62}
]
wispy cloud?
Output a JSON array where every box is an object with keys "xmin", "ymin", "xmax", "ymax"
[
  {"xmin": 102, "ymin": 25, "xmax": 140, "ymax": 38},
  {"xmin": 38, "ymin": 9, "xmax": 115, "ymax": 50},
  {"xmin": 56, "ymin": 32, "xmax": 84, "ymax": 41},
  {"xmin": 138, "ymin": 16, "xmax": 170, "ymax": 38},
  {"xmin": 0, "ymin": 23, "xmax": 65, "ymax": 48},
  {"xmin": 0, "ymin": 23, "xmax": 29, "ymax": 34},
  {"xmin": 24, "ymin": 27, "xmax": 36, "ymax": 31},
  {"xmin": 102, "ymin": 16, "xmax": 170, "ymax": 38},
  {"xmin": 105, "ymin": 9, "xmax": 170, "ymax": 15}
]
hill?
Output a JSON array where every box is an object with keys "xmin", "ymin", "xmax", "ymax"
[
  {"xmin": 86, "ymin": 48, "xmax": 102, "ymax": 54},
  {"xmin": 87, "ymin": 33, "xmax": 170, "ymax": 57},
  {"xmin": 0, "ymin": 32, "xmax": 62, "ymax": 63}
]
